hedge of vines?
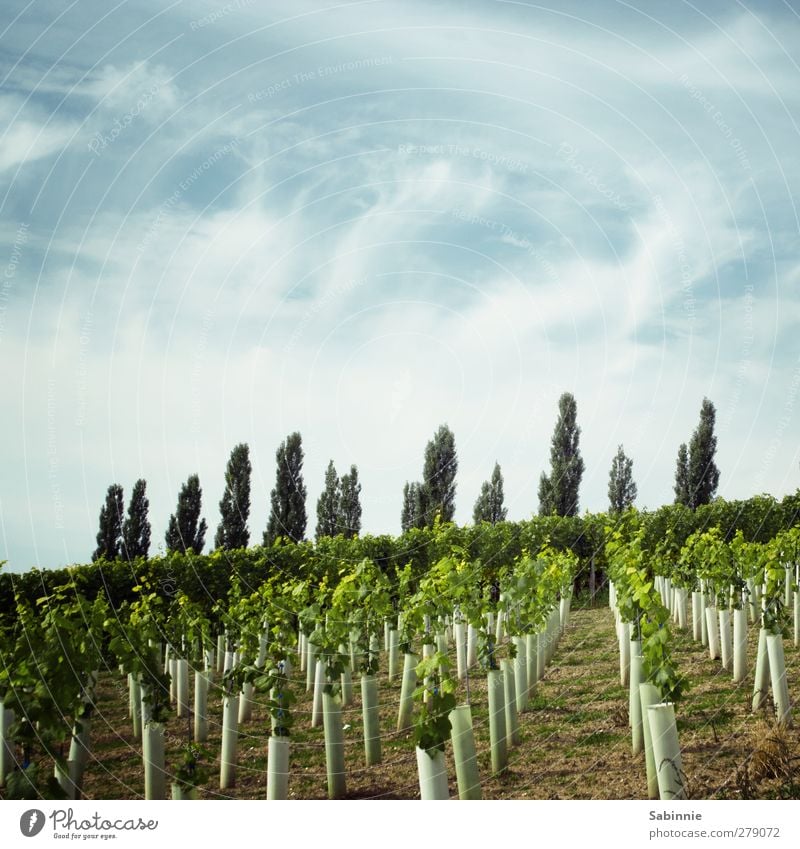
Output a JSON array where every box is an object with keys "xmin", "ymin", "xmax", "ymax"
[{"xmin": 1, "ymin": 492, "xmax": 798, "ymax": 618}]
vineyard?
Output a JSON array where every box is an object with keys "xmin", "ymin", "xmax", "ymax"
[{"xmin": 1, "ymin": 499, "xmax": 799, "ymax": 801}]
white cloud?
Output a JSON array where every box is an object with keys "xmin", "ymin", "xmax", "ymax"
[{"xmin": 0, "ymin": 95, "xmax": 78, "ymax": 172}]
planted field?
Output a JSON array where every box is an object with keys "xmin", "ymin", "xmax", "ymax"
[
  {"xmin": 6, "ymin": 599, "xmax": 796, "ymax": 801},
  {"xmin": 2, "ymin": 521, "xmax": 799, "ymax": 801}
]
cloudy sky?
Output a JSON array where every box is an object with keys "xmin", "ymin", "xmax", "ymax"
[{"xmin": 1, "ymin": 0, "xmax": 799, "ymax": 571}]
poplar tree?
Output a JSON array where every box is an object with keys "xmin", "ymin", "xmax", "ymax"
[
  {"xmin": 421, "ymin": 424, "xmax": 458, "ymax": 526},
  {"xmin": 607, "ymin": 445, "xmax": 637, "ymax": 513},
  {"xmin": 673, "ymin": 443, "xmax": 690, "ymax": 506},
  {"xmin": 315, "ymin": 460, "xmax": 341, "ymax": 540},
  {"xmin": 339, "ymin": 464, "xmax": 362, "ymax": 539},
  {"xmin": 688, "ymin": 398, "xmax": 720, "ymax": 508},
  {"xmin": 166, "ymin": 474, "xmax": 208, "ymax": 554},
  {"xmin": 538, "ymin": 392, "xmax": 584, "ymax": 516},
  {"xmin": 92, "ymin": 484, "xmax": 124, "ymax": 561},
  {"xmin": 122, "ymin": 478, "xmax": 151, "ymax": 559},
  {"xmin": 473, "ymin": 462, "xmax": 507, "ymax": 524},
  {"xmin": 215, "ymin": 443, "xmax": 251, "ymax": 550},
  {"xmin": 265, "ymin": 432, "xmax": 307, "ymax": 544},
  {"xmin": 401, "ymin": 481, "xmax": 424, "ymax": 532}
]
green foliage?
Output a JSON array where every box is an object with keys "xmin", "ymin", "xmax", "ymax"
[
  {"xmin": 418, "ymin": 553, "xmax": 498, "ymax": 669},
  {"xmin": 92, "ymin": 483, "xmax": 124, "ymax": 562},
  {"xmin": 608, "ymin": 445, "xmax": 637, "ymax": 513},
  {"xmin": 338, "ymin": 464, "xmax": 362, "ymax": 538},
  {"xmin": 331, "ymin": 559, "xmax": 392, "ymax": 674},
  {"xmin": 401, "ymin": 481, "xmax": 425, "ymax": 532},
  {"xmin": 4, "ymin": 762, "xmax": 68, "ymax": 800},
  {"xmin": 165, "ymin": 474, "xmax": 207, "ymax": 554},
  {"xmin": 226, "ymin": 585, "xmax": 265, "ymax": 665},
  {"xmin": 421, "ymin": 424, "xmax": 458, "ymax": 526},
  {"xmin": 503, "ymin": 546, "xmax": 576, "ymax": 637},
  {"xmin": 249, "ymin": 599, "xmax": 298, "ymax": 737},
  {"xmin": 413, "ymin": 652, "xmax": 457, "ymax": 755},
  {"xmin": 1, "ymin": 583, "xmax": 108, "ymax": 797},
  {"xmin": 105, "ymin": 579, "xmax": 171, "ymax": 723},
  {"xmin": 215, "ymin": 443, "xmax": 252, "ymax": 550},
  {"xmin": 312, "ymin": 458, "xmax": 362, "ymax": 541},
  {"xmin": 538, "ymin": 392, "xmax": 584, "ymax": 517},
  {"xmin": 606, "ymin": 526, "xmax": 685, "ymax": 703},
  {"xmin": 674, "ymin": 443, "xmax": 690, "ymax": 506},
  {"xmin": 396, "ymin": 565, "xmax": 424, "ymax": 653},
  {"xmin": 3, "ymin": 495, "xmax": 798, "ymax": 629},
  {"xmin": 168, "ymin": 593, "xmax": 211, "ymax": 665},
  {"xmin": 123, "ymin": 478, "xmax": 151, "ymax": 560},
  {"xmin": 305, "ymin": 576, "xmax": 349, "ymax": 696},
  {"xmin": 763, "ymin": 527, "xmax": 800, "ymax": 635},
  {"xmin": 265, "ymin": 432, "xmax": 307, "ymax": 544},
  {"xmin": 717, "ymin": 494, "xmax": 783, "ymax": 544},
  {"xmin": 674, "ymin": 399, "xmax": 721, "ymax": 509},
  {"xmin": 173, "ymin": 743, "xmax": 212, "ymax": 791},
  {"xmin": 729, "ymin": 530, "xmax": 765, "ymax": 580},
  {"xmin": 473, "ymin": 462, "xmax": 507, "ymax": 524},
  {"xmin": 688, "ymin": 398, "xmax": 720, "ymax": 508},
  {"xmin": 252, "ymin": 664, "xmax": 296, "ymax": 737},
  {"xmin": 681, "ymin": 528, "xmax": 735, "ymax": 608},
  {"xmin": 316, "ymin": 460, "xmax": 341, "ymax": 540}
]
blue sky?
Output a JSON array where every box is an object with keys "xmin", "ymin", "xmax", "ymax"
[{"xmin": 1, "ymin": 0, "xmax": 799, "ymax": 571}]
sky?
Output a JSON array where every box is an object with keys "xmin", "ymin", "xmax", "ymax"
[{"xmin": 1, "ymin": 0, "xmax": 799, "ymax": 572}]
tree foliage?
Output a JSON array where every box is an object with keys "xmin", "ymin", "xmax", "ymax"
[
  {"xmin": 122, "ymin": 478, "xmax": 151, "ymax": 559},
  {"xmin": 673, "ymin": 443, "xmax": 690, "ymax": 506},
  {"xmin": 315, "ymin": 460, "xmax": 341, "ymax": 540},
  {"xmin": 1, "ymin": 585, "xmax": 108, "ymax": 798},
  {"xmin": 688, "ymin": 397, "xmax": 720, "ymax": 508},
  {"xmin": 401, "ymin": 481, "xmax": 424, "ymax": 532},
  {"xmin": 6, "ymin": 491, "xmax": 799, "ymax": 621},
  {"xmin": 166, "ymin": 474, "xmax": 208, "ymax": 554},
  {"xmin": 538, "ymin": 392, "xmax": 584, "ymax": 517},
  {"xmin": 673, "ymin": 399, "xmax": 720, "ymax": 509},
  {"xmin": 339, "ymin": 464, "xmax": 362, "ymax": 539},
  {"xmin": 473, "ymin": 462, "xmax": 507, "ymax": 524},
  {"xmin": 421, "ymin": 424, "xmax": 457, "ymax": 526},
  {"xmin": 215, "ymin": 443, "xmax": 251, "ymax": 550},
  {"xmin": 92, "ymin": 484, "xmax": 124, "ymax": 561},
  {"xmin": 265, "ymin": 432, "xmax": 307, "ymax": 544},
  {"xmin": 607, "ymin": 445, "xmax": 637, "ymax": 513}
]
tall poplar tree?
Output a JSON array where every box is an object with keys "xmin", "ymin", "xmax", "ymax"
[
  {"xmin": 166, "ymin": 474, "xmax": 207, "ymax": 554},
  {"xmin": 122, "ymin": 478, "xmax": 151, "ymax": 559},
  {"xmin": 473, "ymin": 462, "xmax": 507, "ymax": 524},
  {"xmin": 339, "ymin": 464, "xmax": 362, "ymax": 539},
  {"xmin": 607, "ymin": 446, "xmax": 637, "ymax": 513},
  {"xmin": 673, "ymin": 443, "xmax": 690, "ymax": 506},
  {"xmin": 688, "ymin": 398, "xmax": 720, "ymax": 508},
  {"xmin": 401, "ymin": 482, "xmax": 417, "ymax": 532},
  {"xmin": 421, "ymin": 424, "xmax": 458, "ymax": 526},
  {"xmin": 401, "ymin": 481, "xmax": 428, "ymax": 531},
  {"xmin": 538, "ymin": 392, "xmax": 584, "ymax": 517},
  {"xmin": 315, "ymin": 460, "xmax": 341, "ymax": 540},
  {"xmin": 215, "ymin": 443, "xmax": 251, "ymax": 550},
  {"xmin": 265, "ymin": 432, "xmax": 307, "ymax": 544},
  {"xmin": 92, "ymin": 484, "xmax": 124, "ymax": 561}
]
